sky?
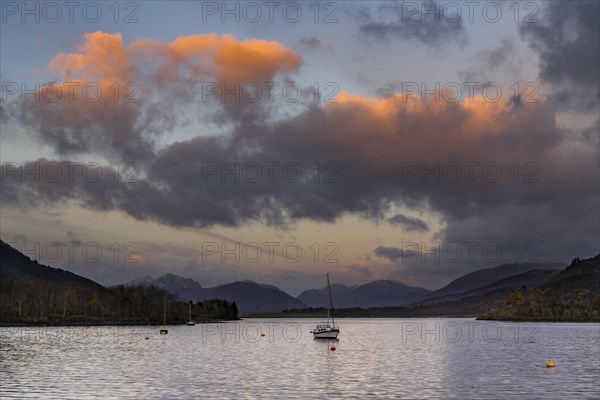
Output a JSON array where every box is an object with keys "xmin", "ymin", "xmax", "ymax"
[{"xmin": 1, "ymin": 1, "xmax": 598, "ymax": 296}]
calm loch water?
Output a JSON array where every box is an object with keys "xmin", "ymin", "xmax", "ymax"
[{"xmin": 1, "ymin": 319, "xmax": 599, "ymax": 399}]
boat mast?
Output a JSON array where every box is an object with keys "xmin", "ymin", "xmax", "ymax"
[
  {"xmin": 163, "ymin": 298, "xmax": 166, "ymax": 327},
  {"xmin": 189, "ymin": 301, "xmax": 192, "ymax": 321},
  {"xmin": 327, "ymin": 273, "xmax": 335, "ymax": 326}
]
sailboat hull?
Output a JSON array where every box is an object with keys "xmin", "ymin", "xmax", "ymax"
[{"xmin": 313, "ymin": 329, "xmax": 339, "ymax": 339}]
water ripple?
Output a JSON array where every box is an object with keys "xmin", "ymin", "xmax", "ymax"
[{"xmin": 1, "ymin": 319, "xmax": 598, "ymax": 399}]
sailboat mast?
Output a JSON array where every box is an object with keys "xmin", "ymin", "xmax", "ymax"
[
  {"xmin": 327, "ymin": 273, "xmax": 335, "ymax": 325},
  {"xmin": 163, "ymin": 298, "xmax": 166, "ymax": 327}
]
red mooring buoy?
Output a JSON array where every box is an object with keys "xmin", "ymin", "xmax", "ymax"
[
  {"xmin": 261, "ymin": 333, "xmax": 266, "ymax": 337},
  {"xmin": 330, "ymin": 345, "xmax": 336, "ymax": 351}
]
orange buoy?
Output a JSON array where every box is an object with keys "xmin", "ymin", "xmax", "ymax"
[
  {"xmin": 546, "ymin": 361, "xmax": 555, "ymax": 368},
  {"xmin": 261, "ymin": 333, "xmax": 266, "ymax": 337},
  {"xmin": 330, "ymin": 345, "xmax": 336, "ymax": 351}
]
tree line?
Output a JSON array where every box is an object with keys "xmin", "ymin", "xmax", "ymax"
[
  {"xmin": 480, "ymin": 287, "xmax": 600, "ymax": 321},
  {"xmin": 0, "ymin": 279, "xmax": 238, "ymax": 324}
]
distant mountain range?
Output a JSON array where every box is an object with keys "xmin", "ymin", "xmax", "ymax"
[
  {"xmin": 298, "ymin": 280, "xmax": 430, "ymax": 308},
  {"xmin": 1, "ymin": 239, "xmax": 582, "ymax": 315},
  {"xmin": 123, "ymin": 276, "xmax": 305, "ymax": 313},
  {"xmin": 125, "ymin": 262, "xmax": 565, "ymax": 313}
]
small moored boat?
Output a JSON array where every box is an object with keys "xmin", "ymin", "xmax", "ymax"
[{"xmin": 311, "ymin": 273, "xmax": 339, "ymax": 339}]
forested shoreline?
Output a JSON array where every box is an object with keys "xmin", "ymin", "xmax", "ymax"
[
  {"xmin": 478, "ymin": 287, "xmax": 600, "ymax": 322},
  {"xmin": 0, "ymin": 279, "xmax": 238, "ymax": 325},
  {"xmin": 478, "ymin": 256, "xmax": 600, "ymax": 322}
]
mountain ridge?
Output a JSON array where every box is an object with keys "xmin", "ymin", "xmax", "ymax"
[
  {"xmin": 413, "ymin": 261, "xmax": 566, "ymax": 304},
  {"xmin": 124, "ymin": 274, "xmax": 305, "ymax": 313},
  {"xmin": 0, "ymin": 240, "xmax": 103, "ymax": 289},
  {"xmin": 298, "ymin": 279, "xmax": 431, "ymax": 308}
]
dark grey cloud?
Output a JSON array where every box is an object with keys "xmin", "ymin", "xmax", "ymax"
[
  {"xmin": 387, "ymin": 213, "xmax": 429, "ymax": 232},
  {"xmin": 457, "ymin": 36, "xmax": 521, "ymax": 85},
  {"xmin": 17, "ymin": 99, "xmax": 156, "ymax": 162},
  {"xmin": 3, "ymin": 95, "xmax": 597, "ymax": 254},
  {"xmin": 65, "ymin": 231, "xmax": 81, "ymax": 243},
  {"xmin": 12, "ymin": 234, "xmax": 29, "ymax": 243},
  {"xmin": 295, "ymin": 37, "xmax": 331, "ymax": 52},
  {"xmin": 0, "ymin": 104, "xmax": 9, "ymax": 124},
  {"xmin": 374, "ymin": 246, "xmax": 406, "ymax": 262},
  {"xmin": 582, "ymin": 119, "xmax": 600, "ymax": 147},
  {"xmin": 479, "ymin": 37, "xmax": 516, "ymax": 69},
  {"xmin": 348, "ymin": 263, "xmax": 373, "ymax": 277},
  {"xmin": 519, "ymin": 0, "xmax": 600, "ymax": 112},
  {"xmin": 351, "ymin": 1, "xmax": 466, "ymax": 47}
]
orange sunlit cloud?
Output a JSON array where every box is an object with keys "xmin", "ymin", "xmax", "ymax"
[{"xmin": 48, "ymin": 31, "xmax": 302, "ymax": 86}]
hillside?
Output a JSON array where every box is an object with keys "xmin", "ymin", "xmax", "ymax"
[
  {"xmin": 480, "ymin": 254, "xmax": 600, "ymax": 321},
  {"xmin": 542, "ymin": 255, "xmax": 600, "ymax": 293},
  {"xmin": 418, "ymin": 269, "xmax": 561, "ymax": 304},
  {"xmin": 415, "ymin": 262, "xmax": 565, "ymax": 304},
  {"xmin": 0, "ymin": 240, "xmax": 103, "ymax": 289}
]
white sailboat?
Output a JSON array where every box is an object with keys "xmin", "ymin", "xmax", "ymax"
[
  {"xmin": 187, "ymin": 301, "xmax": 195, "ymax": 326},
  {"xmin": 311, "ymin": 273, "xmax": 339, "ymax": 339}
]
